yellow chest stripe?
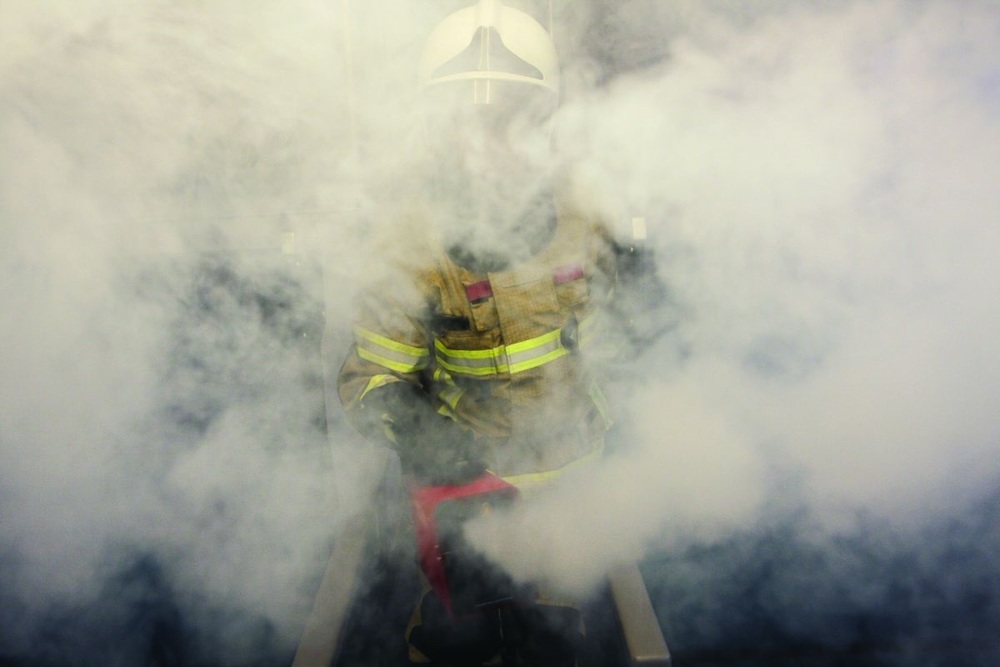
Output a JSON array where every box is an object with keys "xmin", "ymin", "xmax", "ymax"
[{"xmin": 434, "ymin": 327, "xmax": 569, "ymax": 377}]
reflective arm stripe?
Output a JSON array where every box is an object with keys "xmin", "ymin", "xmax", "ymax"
[
  {"xmin": 432, "ymin": 367, "xmax": 457, "ymax": 386},
  {"xmin": 438, "ymin": 385, "xmax": 465, "ymax": 411},
  {"xmin": 354, "ymin": 326, "xmax": 429, "ymax": 374},
  {"xmin": 434, "ymin": 339, "xmax": 509, "ymax": 376},
  {"xmin": 431, "ymin": 367, "xmax": 465, "ymax": 418},
  {"xmin": 358, "ymin": 374, "xmax": 403, "ymax": 402},
  {"xmin": 357, "ymin": 348, "xmax": 424, "ymax": 374},
  {"xmin": 577, "ymin": 310, "xmax": 599, "ymax": 348},
  {"xmin": 500, "ymin": 444, "xmax": 604, "ymax": 488},
  {"xmin": 507, "ymin": 329, "xmax": 567, "ymax": 373},
  {"xmin": 589, "ymin": 379, "xmax": 613, "ymax": 429},
  {"xmin": 434, "ymin": 327, "xmax": 569, "ymax": 377}
]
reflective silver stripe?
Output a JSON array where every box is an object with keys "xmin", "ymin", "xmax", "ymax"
[
  {"xmin": 354, "ymin": 326, "xmax": 429, "ymax": 374},
  {"xmin": 359, "ymin": 374, "xmax": 402, "ymax": 402},
  {"xmin": 432, "ymin": 367, "xmax": 457, "ymax": 386},
  {"xmin": 507, "ymin": 329, "xmax": 566, "ymax": 373},
  {"xmin": 434, "ymin": 327, "xmax": 569, "ymax": 377},
  {"xmin": 434, "ymin": 339, "xmax": 509, "ymax": 376},
  {"xmin": 438, "ymin": 385, "xmax": 465, "ymax": 410}
]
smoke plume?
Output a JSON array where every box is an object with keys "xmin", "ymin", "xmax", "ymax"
[
  {"xmin": 2, "ymin": 0, "xmax": 999, "ymax": 664},
  {"xmin": 468, "ymin": 0, "xmax": 1000, "ymax": 659}
]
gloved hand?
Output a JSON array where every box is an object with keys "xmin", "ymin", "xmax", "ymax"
[
  {"xmin": 364, "ymin": 382, "xmax": 486, "ymax": 486},
  {"xmin": 611, "ymin": 242, "xmax": 675, "ymax": 354},
  {"xmin": 403, "ymin": 437, "xmax": 487, "ymax": 486}
]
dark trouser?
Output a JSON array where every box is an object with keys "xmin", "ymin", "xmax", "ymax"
[{"xmin": 407, "ymin": 591, "xmax": 581, "ymax": 666}]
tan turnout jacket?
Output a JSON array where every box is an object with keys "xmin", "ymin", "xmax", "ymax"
[{"xmin": 338, "ymin": 196, "xmax": 619, "ymax": 483}]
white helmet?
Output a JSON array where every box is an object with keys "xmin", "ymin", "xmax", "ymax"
[
  {"xmin": 419, "ymin": 0, "xmax": 560, "ymax": 255},
  {"xmin": 419, "ymin": 0, "xmax": 560, "ymax": 105}
]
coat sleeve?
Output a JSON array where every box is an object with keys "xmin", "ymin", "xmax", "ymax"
[
  {"xmin": 336, "ymin": 273, "xmax": 485, "ymax": 482},
  {"xmin": 583, "ymin": 216, "xmax": 674, "ymax": 374},
  {"xmin": 336, "ymin": 272, "xmax": 432, "ymax": 445}
]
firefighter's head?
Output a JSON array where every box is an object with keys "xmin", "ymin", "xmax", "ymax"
[{"xmin": 419, "ymin": 0, "xmax": 560, "ymax": 178}]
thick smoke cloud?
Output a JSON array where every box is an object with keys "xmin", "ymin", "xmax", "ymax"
[
  {"xmin": 1, "ymin": 2, "xmax": 378, "ymax": 663},
  {"xmin": 2, "ymin": 0, "xmax": 999, "ymax": 664},
  {"xmin": 467, "ymin": 0, "xmax": 1000, "ymax": 657}
]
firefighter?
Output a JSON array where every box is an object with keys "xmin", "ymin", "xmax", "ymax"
[{"xmin": 337, "ymin": 1, "xmax": 663, "ymax": 663}]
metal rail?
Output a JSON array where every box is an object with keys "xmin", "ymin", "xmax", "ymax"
[
  {"xmin": 608, "ymin": 563, "xmax": 672, "ymax": 666},
  {"xmin": 292, "ymin": 454, "xmax": 672, "ymax": 666},
  {"xmin": 291, "ymin": 448, "xmax": 392, "ymax": 667},
  {"xmin": 290, "ymin": 511, "xmax": 371, "ymax": 667}
]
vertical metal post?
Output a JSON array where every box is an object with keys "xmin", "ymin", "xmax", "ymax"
[{"xmin": 608, "ymin": 563, "xmax": 673, "ymax": 666}]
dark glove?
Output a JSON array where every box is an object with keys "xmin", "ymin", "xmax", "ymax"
[
  {"xmin": 612, "ymin": 242, "xmax": 675, "ymax": 352},
  {"xmin": 364, "ymin": 382, "xmax": 486, "ymax": 485}
]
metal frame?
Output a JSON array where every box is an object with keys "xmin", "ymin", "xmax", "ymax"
[
  {"xmin": 608, "ymin": 563, "xmax": 672, "ymax": 666},
  {"xmin": 290, "ymin": 508, "xmax": 375, "ymax": 667},
  {"xmin": 292, "ymin": 461, "xmax": 673, "ymax": 667}
]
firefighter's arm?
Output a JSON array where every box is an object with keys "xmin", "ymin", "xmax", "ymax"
[
  {"xmin": 608, "ymin": 217, "xmax": 673, "ymax": 355},
  {"xmin": 337, "ymin": 315, "xmax": 484, "ymax": 485},
  {"xmin": 360, "ymin": 381, "xmax": 485, "ymax": 485},
  {"xmin": 585, "ymin": 215, "xmax": 673, "ymax": 363}
]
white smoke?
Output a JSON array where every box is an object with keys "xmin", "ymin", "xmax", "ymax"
[
  {"xmin": 0, "ymin": 2, "xmax": 383, "ymax": 662},
  {"xmin": 467, "ymin": 0, "xmax": 1000, "ymax": 597},
  {"xmin": 2, "ymin": 0, "xmax": 999, "ymax": 662}
]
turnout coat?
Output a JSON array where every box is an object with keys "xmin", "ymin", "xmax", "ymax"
[{"xmin": 337, "ymin": 190, "xmax": 623, "ymax": 484}]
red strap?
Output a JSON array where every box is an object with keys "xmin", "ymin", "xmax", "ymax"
[
  {"xmin": 465, "ymin": 279, "xmax": 493, "ymax": 302},
  {"xmin": 464, "ymin": 263, "xmax": 584, "ymax": 303},
  {"xmin": 553, "ymin": 263, "xmax": 585, "ymax": 285}
]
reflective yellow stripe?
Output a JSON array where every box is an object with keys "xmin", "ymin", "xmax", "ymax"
[
  {"xmin": 577, "ymin": 310, "xmax": 599, "ymax": 348},
  {"xmin": 354, "ymin": 326, "xmax": 429, "ymax": 373},
  {"xmin": 499, "ymin": 445, "xmax": 604, "ymax": 488},
  {"xmin": 435, "ymin": 395, "xmax": 464, "ymax": 420},
  {"xmin": 434, "ymin": 339, "xmax": 510, "ymax": 376},
  {"xmin": 357, "ymin": 347, "xmax": 427, "ymax": 374},
  {"xmin": 589, "ymin": 380, "xmax": 613, "ymax": 429},
  {"xmin": 507, "ymin": 333, "xmax": 565, "ymax": 371},
  {"xmin": 436, "ymin": 343, "xmax": 507, "ymax": 361},
  {"xmin": 432, "ymin": 368, "xmax": 464, "ymax": 418},
  {"xmin": 432, "ymin": 367, "xmax": 457, "ymax": 387},
  {"xmin": 359, "ymin": 374, "xmax": 402, "ymax": 401},
  {"xmin": 505, "ymin": 329, "xmax": 560, "ymax": 354},
  {"xmin": 434, "ymin": 326, "xmax": 571, "ymax": 377},
  {"xmin": 354, "ymin": 326, "xmax": 428, "ymax": 357},
  {"xmin": 506, "ymin": 329, "xmax": 568, "ymax": 373},
  {"xmin": 438, "ymin": 385, "xmax": 465, "ymax": 410}
]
